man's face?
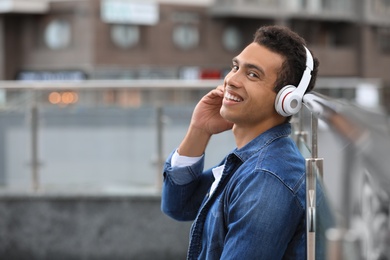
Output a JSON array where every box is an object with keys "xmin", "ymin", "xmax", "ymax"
[{"xmin": 220, "ymin": 42, "xmax": 284, "ymax": 128}]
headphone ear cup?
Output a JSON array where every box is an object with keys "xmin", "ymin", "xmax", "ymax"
[{"xmin": 275, "ymin": 85, "xmax": 297, "ymax": 117}]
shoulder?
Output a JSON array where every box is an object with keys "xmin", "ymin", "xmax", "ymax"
[
  {"xmin": 257, "ymin": 135, "xmax": 305, "ymax": 190},
  {"xmin": 231, "ymin": 137, "xmax": 306, "ymax": 207}
]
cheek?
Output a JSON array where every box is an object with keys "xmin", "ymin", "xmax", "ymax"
[
  {"xmin": 250, "ymin": 90, "xmax": 277, "ymax": 112},
  {"xmin": 265, "ymin": 89, "xmax": 278, "ymax": 108}
]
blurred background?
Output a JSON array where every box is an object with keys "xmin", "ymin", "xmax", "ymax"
[{"xmin": 0, "ymin": 0, "xmax": 389, "ymax": 259}]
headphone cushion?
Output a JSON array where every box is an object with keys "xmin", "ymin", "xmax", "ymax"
[{"xmin": 275, "ymin": 85, "xmax": 296, "ymax": 117}]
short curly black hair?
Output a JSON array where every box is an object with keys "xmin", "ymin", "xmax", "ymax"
[{"xmin": 253, "ymin": 25, "xmax": 319, "ymax": 94}]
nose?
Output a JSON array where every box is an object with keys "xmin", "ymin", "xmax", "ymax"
[{"xmin": 224, "ymin": 70, "xmax": 243, "ymax": 89}]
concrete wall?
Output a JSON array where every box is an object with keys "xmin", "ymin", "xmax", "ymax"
[{"xmin": 0, "ymin": 193, "xmax": 192, "ymax": 260}]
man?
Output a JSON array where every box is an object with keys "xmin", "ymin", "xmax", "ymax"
[{"xmin": 161, "ymin": 25, "xmax": 320, "ymax": 259}]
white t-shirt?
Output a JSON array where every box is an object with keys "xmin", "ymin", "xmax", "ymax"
[{"xmin": 171, "ymin": 150, "xmax": 224, "ymax": 195}]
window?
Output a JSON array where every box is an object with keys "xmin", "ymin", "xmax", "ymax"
[
  {"xmin": 44, "ymin": 19, "xmax": 71, "ymax": 50},
  {"xmin": 377, "ymin": 27, "xmax": 390, "ymax": 54},
  {"xmin": 172, "ymin": 24, "xmax": 199, "ymax": 50},
  {"xmin": 222, "ymin": 26, "xmax": 242, "ymax": 52},
  {"xmin": 110, "ymin": 24, "xmax": 140, "ymax": 49},
  {"xmin": 171, "ymin": 12, "xmax": 200, "ymax": 51}
]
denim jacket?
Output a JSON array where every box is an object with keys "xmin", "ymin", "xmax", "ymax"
[{"xmin": 161, "ymin": 123, "xmax": 307, "ymax": 259}]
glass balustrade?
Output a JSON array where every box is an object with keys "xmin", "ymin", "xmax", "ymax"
[
  {"xmin": 301, "ymin": 91, "xmax": 390, "ymax": 260},
  {"xmin": 0, "ymin": 79, "xmax": 389, "ymax": 259}
]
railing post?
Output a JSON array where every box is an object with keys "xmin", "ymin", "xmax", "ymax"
[
  {"xmin": 306, "ymin": 113, "xmax": 324, "ymax": 260},
  {"xmin": 306, "ymin": 158, "xmax": 316, "ymax": 260},
  {"xmin": 30, "ymin": 90, "xmax": 40, "ymax": 191},
  {"xmin": 156, "ymin": 105, "xmax": 164, "ymax": 191}
]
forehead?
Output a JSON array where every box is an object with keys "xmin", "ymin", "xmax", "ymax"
[{"xmin": 235, "ymin": 43, "xmax": 284, "ymax": 74}]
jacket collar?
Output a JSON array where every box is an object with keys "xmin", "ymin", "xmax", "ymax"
[{"xmin": 232, "ymin": 123, "xmax": 291, "ymax": 163}]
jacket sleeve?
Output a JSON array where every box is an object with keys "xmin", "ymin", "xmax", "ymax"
[{"xmin": 161, "ymin": 150, "xmax": 214, "ymax": 221}]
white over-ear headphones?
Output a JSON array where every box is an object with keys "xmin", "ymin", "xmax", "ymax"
[{"xmin": 274, "ymin": 46, "xmax": 313, "ymax": 117}]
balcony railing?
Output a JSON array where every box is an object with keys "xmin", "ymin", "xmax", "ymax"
[
  {"xmin": 0, "ymin": 79, "xmax": 227, "ymax": 194},
  {"xmin": 299, "ymin": 91, "xmax": 390, "ymax": 259},
  {"xmin": 0, "ymin": 78, "xmax": 388, "ymax": 259}
]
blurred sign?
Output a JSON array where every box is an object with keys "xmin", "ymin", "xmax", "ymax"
[
  {"xmin": 180, "ymin": 67, "xmax": 200, "ymax": 80},
  {"xmin": 101, "ymin": 0, "xmax": 159, "ymax": 25},
  {"xmin": 16, "ymin": 71, "xmax": 87, "ymax": 81},
  {"xmin": 0, "ymin": 0, "xmax": 49, "ymax": 13},
  {"xmin": 200, "ymin": 69, "xmax": 222, "ymax": 79}
]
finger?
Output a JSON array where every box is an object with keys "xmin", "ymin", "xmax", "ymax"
[{"xmin": 210, "ymin": 85, "xmax": 224, "ymax": 98}]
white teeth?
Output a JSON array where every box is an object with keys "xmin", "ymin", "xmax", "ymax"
[{"xmin": 225, "ymin": 92, "xmax": 242, "ymax": 102}]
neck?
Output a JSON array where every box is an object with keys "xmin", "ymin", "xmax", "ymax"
[{"xmin": 233, "ymin": 117, "xmax": 286, "ymax": 149}]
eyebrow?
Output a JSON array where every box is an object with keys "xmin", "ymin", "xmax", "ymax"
[{"xmin": 232, "ymin": 57, "xmax": 265, "ymax": 77}]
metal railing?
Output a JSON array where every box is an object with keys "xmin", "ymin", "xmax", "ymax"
[
  {"xmin": 293, "ymin": 110, "xmax": 325, "ymax": 259},
  {"xmin": 0, "ymin": 79, "xmax": 389, "ymax": 259},
  {"xmin": 299, "ymin": 92, "xmax": 390, "ymax": 259},
  {"xmin": 0, "ymin": 79, "xmax": 227, "ymax": 194}
]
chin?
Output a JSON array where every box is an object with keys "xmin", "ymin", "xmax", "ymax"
[
  {"xmin": 220, "ymin": 112, "xmax": 234, "ymax": 123},
  {"xmin": 220, "ymin": 106, "xmax": 237, "ymax": 118},
  {"xmin": 220, "ymin": 108, "xmax": 228, "ymax": 118}
]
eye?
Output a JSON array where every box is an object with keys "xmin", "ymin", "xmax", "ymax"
[
  {"xmin": 231, "ymin": 64, "xmax": 238, "ymax": 72},
  {"xmin": 248, "ymin": 72, "xmax": 259, "ymax": 78}
]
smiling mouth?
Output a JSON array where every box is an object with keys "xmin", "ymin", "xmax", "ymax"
[{"xmin": 225, "ymin": 92, "xmax": 243, "ymax": 102}]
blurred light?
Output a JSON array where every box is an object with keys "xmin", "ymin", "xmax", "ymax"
[
  {"xmin": 48, "ymin": 91, "xmax": 78, "ymax": 105},
  {"xmin": 356, "ymin": 83, "xmax": 379, "ymax": 109},
  {"xmin": 48, "ymin": 92, "xmax": 61, "ymax": 104},
  {"xmin": 62, "ymin": 91, "xmax": 74, "ymax": 104}
]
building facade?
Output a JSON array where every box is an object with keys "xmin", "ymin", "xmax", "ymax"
[{"xmin": 0, "ymin": 0, "xmax": 389, "ymax": 108}]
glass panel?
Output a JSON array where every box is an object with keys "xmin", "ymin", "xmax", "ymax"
[
  {"xmin": 0, "ymin": 85, "xmax": 237, "ymax": 194},
  {"xmin": 314, "ymin": 165, "xmax": 336, "ymax": 260}
]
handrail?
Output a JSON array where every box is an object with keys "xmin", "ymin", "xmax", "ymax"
[
  {"xmin": 0, "ymin": 77, "xmax": 381, "ymax": 90},
  {"xmin": 0, "ymin": 79, "xmax": 224, "ymax": 90},
  {"xmin": 302, "ymin": 91, "xmax": 390, "ymax": 260}
]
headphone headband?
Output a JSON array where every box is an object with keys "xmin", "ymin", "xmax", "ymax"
[
  {"xmin": 294, "ymin": 46, "xmax": 313, "ymax": 97},
  {"xmin": 304, "ymin": 46, "xmax": 314, "ymax": 71}
]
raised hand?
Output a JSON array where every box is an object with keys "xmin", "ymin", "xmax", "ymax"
[
  {"xmin": 177, "ymin": 85, "xmax": 234, "ymax": 157},
  {"xmin": 190, "ymin": 85, "xmax": 234, "ymax": 135}
]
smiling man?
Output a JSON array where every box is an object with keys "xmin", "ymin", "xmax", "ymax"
[{"xmin": 161, "ymin": 25, "xmax": 320, "ymax": 259}]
